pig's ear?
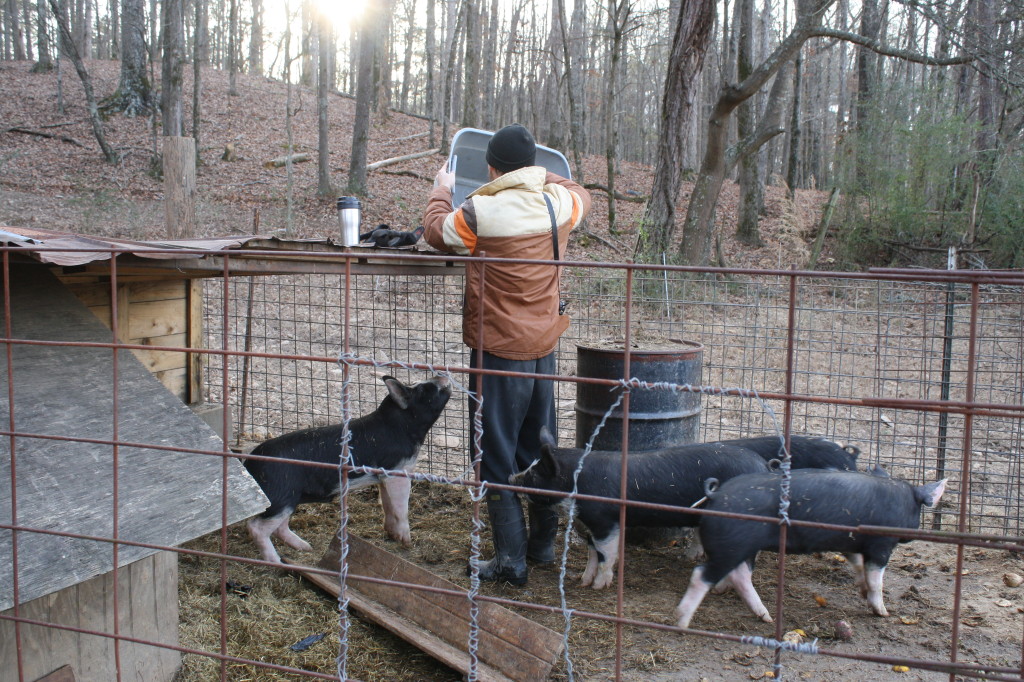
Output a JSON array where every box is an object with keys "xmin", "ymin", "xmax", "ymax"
[
  {"xmin": 537, "ymin": 433, "xmax": 559, "ymax": 479},
  {"xmin": 383, "ymin": 376, "xmax": 410, "ymax": 410},
  {"xmin": 844, "ymin": 444, "xmax": 861, "ymax": 459},
  {"xmin": 917, "ymin": 478, "xmax": 947, "ymax": 507}
]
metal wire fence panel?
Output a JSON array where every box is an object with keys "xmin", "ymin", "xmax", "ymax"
[
  {"xmin": 205, "ymin": 265, "xmax": 1024, "ymax": 535},
  {"xmin": 5, "ymin": 245, "xmax": 1024, "ymax": 682}
]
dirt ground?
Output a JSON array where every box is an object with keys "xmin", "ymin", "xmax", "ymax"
[{"xmin": 178, "ymin": 479, "xmax": 1024, "ymax": 681}]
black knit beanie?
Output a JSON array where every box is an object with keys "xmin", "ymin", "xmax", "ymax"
[{"xmin": 485, "ymin": 124, "xmax": 537, "ymax": 173}]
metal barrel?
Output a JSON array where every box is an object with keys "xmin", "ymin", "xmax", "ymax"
[{"xmin": 574, "ymin": 340, "xmax": 704, "ymax": 451}]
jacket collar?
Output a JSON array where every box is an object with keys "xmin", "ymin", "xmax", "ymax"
[{"xmin": 468, "ymin": 166, "xmax": 546, "ymax": 198}]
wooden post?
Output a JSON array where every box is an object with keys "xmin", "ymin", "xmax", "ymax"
[{"xmin": 163, "ymin": 136, "xmax": 196, "ymax": 238}]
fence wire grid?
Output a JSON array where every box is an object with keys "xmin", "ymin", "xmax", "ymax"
[{"xmin": 2, "ymin": 246, "xmax": 1023, "ymax": 682}]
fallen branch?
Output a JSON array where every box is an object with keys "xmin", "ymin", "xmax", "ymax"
[
  {"xmin": 381, "ymin": 169, "xmax": 431, "ymax": 182},
  {"xmin": 583, "ymin": 182, "xmax": 647, "ymax": 203},
  {"xmin": 393, "ymin": 131, "xmax": 430, "ymax": 143},
  {"xmin": 366, "ymin": 148, "xmax": 439, "ymax": 172},
  {"xmin": 575, "ymin": 229, "xmax": 623, "ymax": 252},
  {"xmin": 264, "ymin": 152, "xmax": 311, "ymax": 168},
  {"xmin": 6, "ymin": 126, "xmax": 85, "ymax": 148}
]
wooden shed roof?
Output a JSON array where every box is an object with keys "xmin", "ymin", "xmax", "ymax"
[
  {"xmin": 0, "ymin": 263, "xmax": 269, "ymax": 611},
  {"xmin": 0, "ymin": 226, "xmax": 459, "ymax": 278}
]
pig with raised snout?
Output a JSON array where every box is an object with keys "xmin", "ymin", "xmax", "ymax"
[
  {"xmin": 244, "ymin": 375, "xmax": 452, "ymax": 563},
  {"xmin": 716, "ymin": 435, "xmax": 859, "ymax": 471},
  {"xmin": 509, "ymin": 426, "xmax": 771, "ymax": 590},
  {"xmin": 674, "ymin": 469, "xmax": 946, "ymax": 628}
]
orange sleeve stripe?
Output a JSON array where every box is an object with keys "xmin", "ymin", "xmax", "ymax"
[
  {"xmin": 570, "ymin": 193, "xmax": 581, "ymax": 226},
  {"xmin": 454, "ymin": 209, "xmax": 477, "ymax": 253}
]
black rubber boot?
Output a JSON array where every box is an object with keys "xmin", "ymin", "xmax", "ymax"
[
  {"xmin": 473, "ymin": 491, "xmax": 528, "ymax": 586},
  {"xmin": 526, "ymin": 502, "xmax": 559, "ymax": 564}
]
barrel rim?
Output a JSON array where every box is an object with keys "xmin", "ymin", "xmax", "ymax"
[{"xmin": 575, "ymin": 339, "xmax": 704, "ymax": 357}]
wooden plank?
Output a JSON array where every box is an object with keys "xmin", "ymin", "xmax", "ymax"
[
  {"xmin": 153, "ymin": 367, "xmax": 188, "ymax": 401},
  {"xmin": 187, "ymin": 279, "xmax": 203, "ymax": 404},
  {"xmin": 299, "ymin": 568, "xmax": 506, "ymax": 682},
  {"xmin": 289, "ymin": 535, "xmax": 563, "ymax": 682},
  {"xmin": 63, "ymin": 281, "xmax": 113, "ymax": 308},
  {"xmin": 334, "ymin": 536, "xmax": 559, "ymax": 667},
  {"xmin": 127, "ymin": 298, "xmax": 186, "ymax": 339},
  {"xmin": 127, "ymin": 280, "xmax": 185, "ymax": 303},
  {"xmin": 152, "ymin": 551, "xmax": 182, "ymax": 679},
  {"xmin": 34, "ymin": 664, "xmax": 76, "ymax": 682},
  {"xmin": 116, "ymin": 284, "xmax": 130, "ymax": 344},
  {"xmin": 130, "ymin": 338, "xmax": 188, "ymax": 374},
  {"xmin": 75, "ymin": 570, "xmax": 113, "ymax": 681},
  {"xmin": 47, "ymin": 580, "xmax": 82, "ymax": 680},
  {"xmin": 22, "ymin": 593, "xmax": 57, "ymax": 681}
]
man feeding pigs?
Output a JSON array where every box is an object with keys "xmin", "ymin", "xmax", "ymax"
[{"xmin": 423, "ymin": 124, "xmax": 592, "ymax": 585}]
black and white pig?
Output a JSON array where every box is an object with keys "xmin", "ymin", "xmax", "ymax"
[
  {"xmin": 717, "ymin": 435, "xmax": 859, "ymax": 471},
  {"xmin": 509, "ymin": 426, "xmax": 771, "ymax": 590},
  {"xmin": 674, "ymin": 469, "xmax": 946, "ymax": 628},
  {"xmin": 244, "ymin": 374, "xmax": 452, "ymax": 563}
]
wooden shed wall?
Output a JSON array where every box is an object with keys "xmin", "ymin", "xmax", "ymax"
[
  {"xmin": 58, "ymin": 273, "xmax": 204, "ymax": 404},
  {"xmin": 0, "ymin": 551, "xmax": 180, "ymax": 682}
]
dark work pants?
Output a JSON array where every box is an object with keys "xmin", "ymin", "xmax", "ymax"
[{"xmin": 469, "ymin": 350, "xmax": 557, "ymax": 486}]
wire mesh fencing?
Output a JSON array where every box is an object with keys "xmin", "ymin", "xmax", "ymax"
[{"xmin": 3, "ymin": 244, "xmax": 1023, "ymax": 682}]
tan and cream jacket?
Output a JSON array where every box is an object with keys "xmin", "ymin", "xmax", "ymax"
[{"xmin": 423, "ymin": 166, "xmax": 591, "ymax": 360}]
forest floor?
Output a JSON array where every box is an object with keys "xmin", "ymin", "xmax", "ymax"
[{"xmin": 3, "ymin": 60, "xmax": 1022, "ymax": 682}]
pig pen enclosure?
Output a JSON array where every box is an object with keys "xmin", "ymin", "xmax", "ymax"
[{"xmin": 3, "ymin": 241, "xmax": 1024, "ymax": 681}]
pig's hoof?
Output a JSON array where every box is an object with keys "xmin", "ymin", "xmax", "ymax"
[
  {"xmin": 759, "ymin": 612, "xmax": 774, "ymax": 623},
  {"xmin": 872, "ymin": 606, "xmax": 889, "ymax": 617}
]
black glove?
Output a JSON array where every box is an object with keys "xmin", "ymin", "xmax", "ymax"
[{"xmin": 359, "ymin": 224, "xmax": 424, "ymax": 248}]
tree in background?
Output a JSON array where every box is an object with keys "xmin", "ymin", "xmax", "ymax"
[
  {"xmin": 317, "ymin": 8, "xmax": 334, "ymax": 198},
  {"xmin": 32, "ymin": 0, "xmax": 53, "ymax": 71},
  {"xmin": 347, "ymin": 0, "xmax": 378, "ymax": 195},
  {"xmin": 160, "ymin": 0, "xmax": 184, "ymax": 137},
  {"xmin": 102, "ymin": 0, "xmax": 152, "ymax": 117},
  {"xmin": 250, "ymin": 0, "xmax": 264, "ymax": 77},
  {"xmin": 634, "ymin": 0, "xmax": 714, "ymax": 261}
]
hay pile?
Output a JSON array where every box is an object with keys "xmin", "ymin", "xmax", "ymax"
[{"xmin": 177, "ymin": 480, "xmax": 692, "ymax": 680}]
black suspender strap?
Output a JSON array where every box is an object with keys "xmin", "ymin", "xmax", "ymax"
[
  {"xmin": 543, "ymin": 194, "xmax": 567, "ymax": 315},
  {"xmin": 543, "ymin": 194, "xmax": 560, "ymax": 261}
]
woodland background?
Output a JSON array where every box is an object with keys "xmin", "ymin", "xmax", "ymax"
[{"xmin": 0, "ymin": 0, "xmax": 1022, "ymax": 270}]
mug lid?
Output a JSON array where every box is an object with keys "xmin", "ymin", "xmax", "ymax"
[{"xmin": 337, "ymin": 196, "xmax": 361, "ymax": 209}]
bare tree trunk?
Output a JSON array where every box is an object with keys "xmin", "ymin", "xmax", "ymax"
[
  {"xmin": 398, "ymin": 0, "xmax": 415, "ymax": 112},
  {"xmin": 785, "ymin": 48, "xmax": 802, "ymax": 197},
  {"xmin": 461, "ymin": 0, "xmax": 479, "ymax": 127},
  {"xmin": 300, "ymin": 0, "xmax": 313, "ymax": 85},
  {"xmin": 192, "ymin": 0, "xmax": 207, "ymax": 163},
  {"xmin": 249, "ymin": 0, "xmax": 262, "ymax": 76},
  {"xmin": 439, "ymin": 0, "xmax": 464, "ymax": 155},
  {"xmin": 102, "ymin": 0, "xmax": 152, "ymax": 117},
  {"xmin": 555, "ymin": 0, "xmax": 585, "ymax": 181},
  {"xmin": 633, "ymin": 0, "xmax": 715, "ymax": 261},
  {"xmin": 677, "ymin": 0, "xmax": 821, "ymax": 266},
  {"xmin": 604, "ymin": 0, "xmax": 629, "ymax": 234},
  {"xmin": 160, "ymin": 0, "xmax": 184, "ymax": 137},
  {"xmin": 227, "ymin": 0, "xmax": 237, "ymax": 94},
  {"xmin": 735, "ymin": 0, "xmax": 764, "ymax": 246},
  {"xmin": 317, "ymin": 12, "xmax": 334, "ymax": 197},
  {"xmin": 47, "ymin": 0, "xmax": 117, "ymax": 162},
  {"xmin": 32, "ymin": 0, "xmax": 53, "ymax": 70},
  {"xmin": 8, "ymin": 0, "xmax": 27, "ymax": 59},
  {"xmin": 425, "ymin": 0, "xmax": 436, "ymax": 146},
  {"xmin": 347, "ymin": 0, "xmax": 377, "ymax": 195}
]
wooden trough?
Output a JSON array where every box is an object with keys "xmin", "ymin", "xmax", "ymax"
[{"xmin": 288, "ymin": 534, "xmax": 564, "ymax": 682}]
